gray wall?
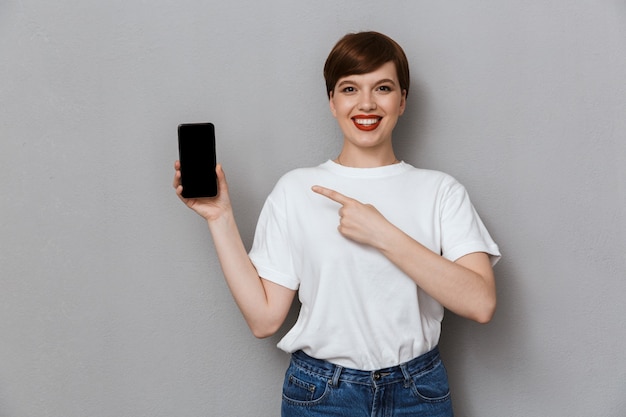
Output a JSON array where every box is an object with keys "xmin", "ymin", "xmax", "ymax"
[{"xmin": 1, "ymin": 1, "xmax": 625, "ymax": 416}]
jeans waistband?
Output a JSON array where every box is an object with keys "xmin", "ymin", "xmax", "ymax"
[{"xmin": 291, "ymin": 347, "xmax": 441, "ymax": 386}]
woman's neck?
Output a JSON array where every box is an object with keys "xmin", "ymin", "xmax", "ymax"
[{"xmin": 334, "ymin": 148, "xmax": 399, "ymax": 168}]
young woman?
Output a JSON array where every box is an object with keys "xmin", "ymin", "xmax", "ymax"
[{"xmin": 174, "ymin": 31, "xmax": 500, "ymax": 417}]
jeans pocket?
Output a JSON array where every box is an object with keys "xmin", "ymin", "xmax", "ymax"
[
  {"xmin": 409, "ymin": 358, "xmax": 451, "ymax": 403},
  {"xmin": 282, "ymin": 363, "xmax": 330, "ymax": 405}
]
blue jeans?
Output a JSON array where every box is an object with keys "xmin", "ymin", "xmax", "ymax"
[{"xmin": 281, "ymin": 347, "xmax": 454, "ymax": 416}]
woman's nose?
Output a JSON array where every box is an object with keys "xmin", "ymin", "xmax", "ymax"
[{"xmin": 358, "ymin": 92, "xmax": 377, "ymax": 111}]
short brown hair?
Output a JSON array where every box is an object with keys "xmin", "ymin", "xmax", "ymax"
[{"xmin": 323, "ymin": 32, "xmax": 410, "ymax": 98}]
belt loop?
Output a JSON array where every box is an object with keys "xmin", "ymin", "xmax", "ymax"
[
  {"xmin": 400, "ymin": 362, "xmax": 411, "ymax": 382},
  {"xmin": 330, "ymin": 365, "xmax": 343, "ymax": 387}
]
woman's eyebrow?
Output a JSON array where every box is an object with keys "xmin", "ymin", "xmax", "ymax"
[
  {"xmin": 336, "ymin": 80, "xmax": 356, "ymax": 88},
  {"xmin": 374, "ymin": 78, "xmax": 397, "ymax": 86}
]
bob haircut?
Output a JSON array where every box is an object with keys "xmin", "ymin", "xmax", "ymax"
[{"xmin": 323, "ymin": 31, "xmax": 410, "ymax": 98}]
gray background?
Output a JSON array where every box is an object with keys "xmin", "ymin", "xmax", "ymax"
[{"xmin": 1, "ymin": 1, "xmax": 625, "ymax": 416}]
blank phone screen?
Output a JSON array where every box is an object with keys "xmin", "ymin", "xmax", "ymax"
[{"xmin": 178, "ymin": 123, "xmax": 217, "ymax": 198}]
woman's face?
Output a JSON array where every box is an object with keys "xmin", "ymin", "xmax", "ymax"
[{"xmin": 329, "ymin": 61, "xmax": 406, "ymax": 153}]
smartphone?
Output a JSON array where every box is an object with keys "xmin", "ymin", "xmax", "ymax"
[{"xmin": 177, "ymin": 122, "xmax": 218, "ymax": 198}]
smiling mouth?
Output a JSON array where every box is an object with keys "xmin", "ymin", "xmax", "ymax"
[{"xmin": 352, "ymin": 116, "xmax": 381, "ymax": 131}]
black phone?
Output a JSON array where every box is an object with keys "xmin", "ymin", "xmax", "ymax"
[{"xmin": 177, "ymin": 122, "xmax": 218, "ymax": 198}]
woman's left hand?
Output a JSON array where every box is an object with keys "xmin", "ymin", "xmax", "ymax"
[{"xmin": 311, "ymin": 185, "xmax": 394, "ymax": 249}]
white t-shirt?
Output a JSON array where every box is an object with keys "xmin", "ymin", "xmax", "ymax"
[{"xmin": 248, "ymin": 160, "xmax": 500, "ymax": 370}]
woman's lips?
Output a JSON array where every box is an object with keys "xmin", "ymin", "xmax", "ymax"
[{"xmin": 352, "ymin": 115, "xmax": 382, "ymax": 131}]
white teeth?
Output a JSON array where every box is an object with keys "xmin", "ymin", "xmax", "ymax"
[{"xmin": 354, "ymin": 118, "xmax": 380, "ymax": 125}]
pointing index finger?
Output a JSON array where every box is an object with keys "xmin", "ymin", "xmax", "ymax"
[{"xmin": 311, "ymin": 185, "xmax": 352, "ymax": 205}]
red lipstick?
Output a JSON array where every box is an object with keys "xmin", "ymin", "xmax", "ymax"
[{"xmin": 352, "ymin": 115, "xmax": 381, "ymax": 131}]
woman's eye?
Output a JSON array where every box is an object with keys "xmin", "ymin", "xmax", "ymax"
[
  {"xmin": 377, "ymin": 85, "xmax": 392, "ymax": 92},
  {"xmin": 342, "ymin": 86, "xmax": 355, "ymax": 93}
]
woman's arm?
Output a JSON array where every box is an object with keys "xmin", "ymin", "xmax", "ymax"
[
  {"xmin": 312, "ymin": 185, "xmax": 496, "ymax": 323},
  {"xmin": 378, "ymin": 233, "xmax": 495, "ymax": 323},
  {"xmin": 174, "ymin": 162, "xmax": 296, "ymax": 337}
]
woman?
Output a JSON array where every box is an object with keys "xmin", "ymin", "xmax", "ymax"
[{"xmin": 174, "ymin": 31, "xmax": 500, "ymax": 416}]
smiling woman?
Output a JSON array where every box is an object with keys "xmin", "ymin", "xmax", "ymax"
[
  {"xmin": 329, "ymin": 61, "xmax": 406, "ymax": 166},
  {"xmin": 174, "ymin": 31, "xmax": 500, "ymax": 417}
]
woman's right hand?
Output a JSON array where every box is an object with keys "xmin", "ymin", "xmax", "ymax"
[{"xmin": 173, "ymin": 160, "xmax": 232, "ymax": 222}]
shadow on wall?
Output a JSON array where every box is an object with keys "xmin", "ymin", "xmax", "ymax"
[{"xmin": 439, "ymin": 258, "xmax": 528, "ymax": 413}]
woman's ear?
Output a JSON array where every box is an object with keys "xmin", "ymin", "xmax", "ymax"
[
  {"xmin": 399, "ymin": 89, "xmax": 407, "ymax": 116},
  {"xmin": 329, "ymin": 90, "xmax": 337, "ymax": 118}
]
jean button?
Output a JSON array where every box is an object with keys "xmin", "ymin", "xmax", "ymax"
[{"xmin": 373, "ymin": 372, "xmax": 381, "ymax": 380}]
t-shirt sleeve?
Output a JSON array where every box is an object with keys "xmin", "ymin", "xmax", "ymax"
[
  {"xmin": 440, "ymin": 179, "xmax": 501, "ymax": 266},
  {"xmin": 248, "ymin": 193, "xmax": 300, "ymax": 290}
]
